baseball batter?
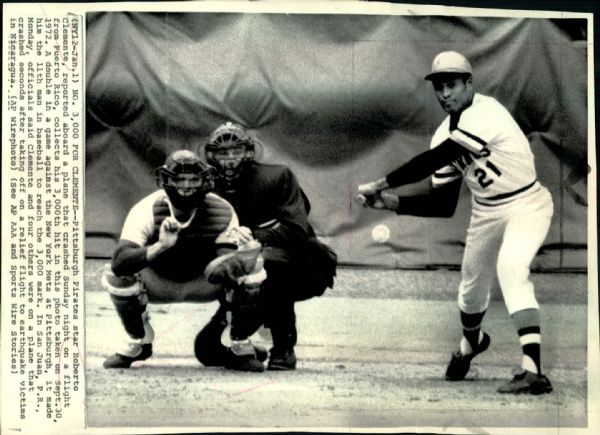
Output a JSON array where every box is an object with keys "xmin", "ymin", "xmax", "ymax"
[
  {"xmin": 101, "ymin": 150, "xmax": 268, "ymax": 372},
  {"xmin": 357, "ymin": 51, "xmax": 553, "ymax": 394}
]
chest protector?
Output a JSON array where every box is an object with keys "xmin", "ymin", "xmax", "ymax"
[{"xmin": 148, "ymin": 195, "xmax": 233, "ymax": 282}]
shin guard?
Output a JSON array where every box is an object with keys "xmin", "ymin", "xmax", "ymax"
[{"xmin": 102, "ymin": 268, "xmax": 149, "ymax": 341}]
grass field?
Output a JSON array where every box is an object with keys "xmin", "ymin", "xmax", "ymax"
[{"xmin": 84, "ymin": 259, "xmax": 591, "ymax": 432}]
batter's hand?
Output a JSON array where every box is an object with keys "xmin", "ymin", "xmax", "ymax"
[
  {"xmin": 357, "ymin": 180, "xmax": 383, "ymax": 197},
  {"xmin": 357, "ymin": 191, "xmax": 399, "ymax": 211},
  {"xmin": 378, "ymin": 191, "xmax": 400, "ymax": 210},
  {"xmin": 158, "ymin": 217, "xmax": 182, "ymax": 249}
]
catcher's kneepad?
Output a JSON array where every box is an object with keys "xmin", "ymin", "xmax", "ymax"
[
  {"xmin": 101, "ymin": 266, "xmax": 149, "ymax": 340},
  {"xmin": 228, "ymin": 256, "xmax": 266, "ymax": 306},
  {"xmin": 101, "ymin": 266, "xmax": 142, "ymax": 297}
]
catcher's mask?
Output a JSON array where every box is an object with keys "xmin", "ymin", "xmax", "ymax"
[
  {"xmin": 156, "ymin": 150, "xmax": 215, "ymax": 211},
  {"xmin": 202, "ymin": 122, "xmax": 257, "ymax": 183}
]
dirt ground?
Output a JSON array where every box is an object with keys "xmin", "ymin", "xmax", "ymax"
[{"xmin": 84, "ymin": 260, "xmax": 590, "ymax": 432}]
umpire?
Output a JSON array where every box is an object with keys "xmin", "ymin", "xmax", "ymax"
[{"xmin": 195, "ymin": 122, "xmax": 337, "ymax": 370}]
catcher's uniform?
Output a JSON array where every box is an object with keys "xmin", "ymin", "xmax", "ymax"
[
  {"xmin": 116, "ymin": 190, "xmax": 241, "ymax": 302},
  {"xmin": 431, "ymin": 93, "xmax": 553, "ymax": 314}
]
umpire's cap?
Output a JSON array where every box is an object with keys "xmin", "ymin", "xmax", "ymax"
[{"xmin": 425, "ymin": 51, "xmax": 472, "ymax": 81}]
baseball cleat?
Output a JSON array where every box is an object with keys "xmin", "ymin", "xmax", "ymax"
[
  {"xmin": 103, "ymin": 343, "xmax": 153, "ymax": 369},
  {"xmin": 267, "ymin": 347, "xmax": 297, "ymax": 371},
  {"xmin": 497, "ymin": 370, "xmax": 553, "ymax": 395},
  {"xmin": 445, "ymin": 332, "xmax": 490, "ymax": 381}
]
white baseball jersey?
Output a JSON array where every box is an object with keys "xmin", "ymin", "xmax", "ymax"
[
  {"xmin": 431, "ymin": 93, "xmax": 539, "ymax": 205},
  {"xmin": 120, "ymin": 190, "xmax": 239, "ymax": 247},
  {"xmin": 427, "ymin": 93, "xmax": 554, "ymax": 316}
]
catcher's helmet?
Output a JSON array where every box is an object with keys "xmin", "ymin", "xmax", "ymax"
[
  {"xmin": 203, "ymin": 122, "xmax": 256, "ymax": 183},
  {"xmin": 156, "ymin": 150, "xmax": 214, "ymax": 211}
]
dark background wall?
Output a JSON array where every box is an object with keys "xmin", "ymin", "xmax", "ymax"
[{"xmin": 85, "ymin": 11, "xmax": 589, "ymax": 270}]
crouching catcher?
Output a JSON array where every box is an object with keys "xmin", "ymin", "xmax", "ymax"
[{"xmin": 101, "ymin": 150, "xmax": 269, "ymax": 372}]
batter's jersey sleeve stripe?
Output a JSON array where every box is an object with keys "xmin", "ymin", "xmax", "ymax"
[
  {"xmin": 450, "ymin": 128, "xmax": 487, "ymax": 153},
  {"xmin": 433, "ymin": 170, "xmax": 460, "ymax": 179},
  {"xmin": 432, "ymin": 174, "xmax": 462, "ymax": 188},
  {"xmin": 457, "ymin": 128, "xmax": 487, "ymax": 146},
  {"xmin": 432, "ymin": 164, "xmax": 461, "ymax": 186},
  {"xmin": 474, "ymin": 180, "xmax": 539, "ymax": 206}
]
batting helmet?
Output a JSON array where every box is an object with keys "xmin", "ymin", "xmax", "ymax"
[
  {"xmin": 425, "ymin": 51, "xmax": 472, "ymax": 81},
  {"xmin": 156, "ymin": 150, "xmax": 215, "ymax": 211}
]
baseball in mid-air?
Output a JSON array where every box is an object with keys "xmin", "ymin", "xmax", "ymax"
[{"xmin": 371, "ymin": 224, "xmax": 390, "ymax": 243}]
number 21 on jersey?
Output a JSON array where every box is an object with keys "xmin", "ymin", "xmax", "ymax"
[
  {"xmin": 474, "ymin": 160, "xmax": 502, "ymax": 188},
  {"xmin": 452, "ymin": 148, "xmax": 503, "ymax": 188}
]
